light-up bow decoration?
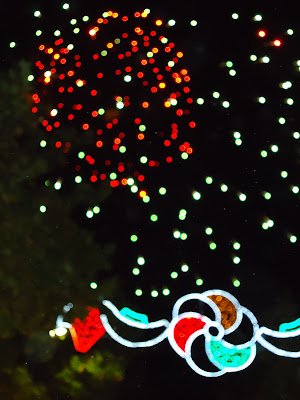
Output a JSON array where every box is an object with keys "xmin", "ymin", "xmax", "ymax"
[{"xmin": 56, "ymin": 289, "xmax": 300, "ymax": 377}]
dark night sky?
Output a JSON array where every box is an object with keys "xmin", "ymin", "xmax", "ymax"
[{"xmin": 1, "ymin": 0, "xmax": 300, "ymax": 398}]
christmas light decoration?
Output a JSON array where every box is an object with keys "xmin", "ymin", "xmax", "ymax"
[{"xmin": 55, "ymin": 290, "xmax": 300, "ymax": 377}]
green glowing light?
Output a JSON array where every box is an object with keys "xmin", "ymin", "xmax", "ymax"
[
  {"xmin": 262, "ymin": 56, "xmax": 270, "ymax": 63},
  {"xmin": 181, "ymin": 264, "xmax": 189, "ymax": 272},
  {"xmin": 116, "ymin": 102, "xmax": 124, "ymax": 109},
  {"xmin": 196, "ymin": 278, "xmax": 203, "ymax": 286},
  {"xmin": 239, "ymin": 193, "xmax": 247, "ymax": 202},
  {"xmin": 233, "ymin": 242, "xmax": 241, "ymax": 250},
  {"xmin": 40, "ymin": 205, "xmax": 47, "ymax": 213},
  {"xmin": 130, "ymin": 235, "xmax": 138, "ymax": 242},
  {"xmin": 131, "ymin": 185, "xmax": 138, "ymax": 193},
  {"xmin": 233, "ymin": 131, "xmax": 241, "ymax": 139},
  {"xmin": 205, "ymin": 176, "xmax": 213, "ymax": 184},
  {"xmin": 205, "ymin": 227, "xmax": 213, "ymax": 235},
  {"xmin": 209, "ymin": 242, "xmax": 217, "ymax": 250},
  {"xmin": 263, "ymin": 191, "xmax": 271, "ymax": 200},
  {"xmin": 40, "ymin": 140, "xmax": 47, "ymax": 147},
  {"xmin": 140, "ymin": 156, "xmax": 148, "ymax": 164},
  {"xmin": 163, "ymin": 288, "xmax": 170, "ymax": 296},
  {"xmin": 135, "ymin": 289, "xmax": 143, "ymax": 296},
  {"xmin": 233, "ymin": 256, "xmax": 241, "ymax": 264},
  {"xmin": 70, "ymin": 18, "xmax": 77, "ymax": 25},
  {"xmin": 222, "ymin": 101, "xmax": 230, "ymax": 108},
  {"xmin": 83, "ymin": 16, "xmax": 89, "ymax": 22},
  {"xmin": 151, "ymin": 290, "xmax": 159, "ymax": 298},
  {"xmin": 226, "ymin": 61, "xmax": 233, "ymax": 67},
  {"xmin": 180, "ymin": 233, "xmax": 187, "ymax": 240},
  {"xmin": 250, "ymin": 54, "xmax": 257, "ymax": 61},
  {"xmin": 142, "ymin": 195, "xmax": 150, "ymax": 203},
  {"xmin": 220, "ymin": 184, "xmax": 228, "ymax": 192},
  {"xmin": 36, "ymin": 30, "xmax": 42, "ymax": 36},
  {"xmin": 235, "ymin": 139, "xmax": 242, "ymax": 146},
  {"xmin": 86, "ymin": 210, "xmax": 93, "ymax": 218},
  {"xmin": 54, "ymin": 30, "xmax": 61, "ymax": 36},
  {"xmin": 287, "ymin": 29, "xmax": 293, "ymax": 35},
  {"xmin": 197, "ymin": 98, "xmax": 204, "ymax": 105},
  {"xmin": 132, "ymin": 268, "xmax": 140, "ymax": 275},
  {"xmin": 253, "ymin": 14, "xmax": 262, "ymax": 21},
  {"xmin": 75, "ymin": 176, "xmax": 82, "ymax": 183},
  {"xmin": 73, "ymin": 28, "xmax": 80, "ymax": 34},
  {"xmin": 278, "ymin": 117, "xmax": 286, "ymax": 125},
  {"xmin": 190, "ymin": 20, "xmax": 198, "ymax": 26},
  {"xmin": 124, "ymin": 75, "xmax": 132, "ymax": 82},
  {"xmin": 286, "ymin": 98, "xmax": 294, "ymax": 105},
  {"xmin": 159, "ymin": 187, "xmax": 167, "ymax": 195},
  {"xmin": 173, "ymin": 230, "xmax": 180, "ymax": 239},
  {"xmin": 233, "ymin": 279, "xmax": 240, "ymax": 287},
  {"xmin": 289, "ymin": 235, "xmax": 297, "ymax": 243},
  {"xmin": 281, "ymin": 171, "xmax": 288, "ymax": 178},
  {"xmin": 34, "ymin": 10, "xmax": 41, "ymax": 17},
  {"xmin": 90, "ymin": 282, "xmax": 97, "ymax": 289},
  {"xmin": 171, "ymin": 271, "xmax": 178, "ymax": 279},
  {"xmin": 150, "ymin": 214, "xmax": 158, "ymax": 222},
  {"xmin": 45, "ymin": 180, "xmax": 50, "ymax": 187},
  {"xmin": 119, "ymin": 146, "xmax": 126, "ymax": 153},
  {"xmin": 213, "ymin": 91, "xmax": 220, "ymax": 98},
  {"xmin": 168, "ymin": 19, "xmax": 176, "ymax": 26},
  {"xmin": 293, "ymin": 132, "xmax": 300, "ymax": 139},
  {"xmin": 54, "ymin": 181, "xmax": 61, "ymax": 190},
  {"xmin": 127, "ymin": 178, "xmax": 134, "ymax": 186},
  {"xmin": 258, "ymin": 96, "xmax": 266, "ymax": 104},
  {"xmin": 28, "ymin": 75, "xmax": 34, "ymax": 82},
  {"xmin": 93, "ymin": 206, "xmax": 100, "ymax": 214},
  {"xmin": 98, "ymin": 108, "xmax": 105, "ymax": 115},
  {"xmin": 62, "ymin": 3, "xmax": 70, "ymax": 9},
  {"xmin": 261, "ymin": 150, "xmax": 268, "ymax": 158},
  {"xmin": 292, "ymin": 186, "xmax": 299, "ymax": 194},
  {"xmin": 181, "ymin": 152, "xmax": 188, "ymax": 160},
  {"xmin": 137, "ymin": 257, "xmax": 145, "ymax": 266},
  {"xmin": 110, "ymin": 172, "xmax": 117, "ymax": 180},
  {"xmin": 78, "ymin": 151, "xmax": 85, "ymax": 159},
  {"xmin": 208, "ymin": 340, "xmax": 251, "ymax": 369},
  {"xmin": 101, "ymin": 50, "xmax": 107, "ymax": 56},
  {"xmin": 192, "ymin": 191, "xmax": 201, "ymax": 200},
  {"xmin": 231, "ymin": 13, "xmax": 239, "ymax": 19}
]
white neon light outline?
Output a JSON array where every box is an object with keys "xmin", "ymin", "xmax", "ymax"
[
  {"xmin": 102, "ymin": 299, "xmax": 169, "ymax": 329},
  {"xmin": 172, "ymin": 293, "xmax": 222, "ymax": 323},
  {"xmin": 55, "ymin": 290, "xmax": 300, "ymax": 377},
  {"xmin": 56, "ymin": 314, "xmax": 72, "ymax": 329},
  {"xmin": 202, "ymin": 289, "xmax": 243, "ymax": 334},
  {"xmin": 256, "ymin": 326, "xmax": 300, "ymax": 358},
  {"xmin": 100, "ymin": 314, "xmax": 169, "ymax": 348}
]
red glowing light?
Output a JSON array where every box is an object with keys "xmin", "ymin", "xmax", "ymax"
[
  {"xmin": 70, "ymin": 308, "xmax": 105, "ymax": 353},
  {"xmin": 173, "ymin": 317, "xmax": 206, "ymax": 352}
]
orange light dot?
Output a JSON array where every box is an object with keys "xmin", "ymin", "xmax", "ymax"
[
  {"xmin": 141, "ymin": 59, "xmax": 147, "ymax": 65},
  {"xmin": 142, "ymin": 101, "xmax": 149, "ymax": 108},
  {"xmin": 155, "ymin": 20, "xmax": 163, "ymax": 26},
  {"xmin": 164, "ymin": 101, "xmax": 171, "ymax": 108},
  {"xmin": 92, "ymin": 111, "xmax": 98, "ymax": 117},
  {"xmin": 121, "ymin": 178, "xmax": 128, "ymax": 185},
  {"xmin": 258, "ymin": 30, "xmax": 266, "ymax": 37},
  {"xmin": 114, "ymin": 138, "xmax": 121, "ymax": 144},
  {"xmin": 82, "ymin": 123, "xmax": 89, "ymax": 130},
  {"xmin": 177, "ymin": 52, "xmax": 183, "ymax": 58},
  {"xmin": 107, "ymin": 42, "xmax": 113, "ymax": 49},
  {"xmin": 139, "ymin": 190, "xmax": 147, "ymax": 197},
  {"xmin": 134, "ymin": 12, "xmax": 140, "ymax": 18},
  {"xmin": 137, "ymin": 133, "xmax": 145, "ymax": 140},
  {"xmin": 175, "ymin": 78, "xmax": 182, "ymax": 83},
  {"xmin": 180, "ymin": 69, "xmax": 188, "ymax": 75},
  {"xmin": 96, "ymin": 140, "xmax": 103, "ymax": 147}
]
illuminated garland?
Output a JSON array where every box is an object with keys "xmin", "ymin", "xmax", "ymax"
[{"xmin": 55, "ymin": 289, "xmax": 300, "ymax": 377}]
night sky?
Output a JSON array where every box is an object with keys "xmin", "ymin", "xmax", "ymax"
[{"xmin": 1, "ymin": 0, "xmax": 300, "ymax": 398}]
